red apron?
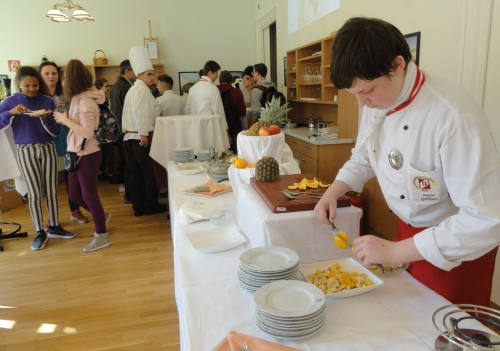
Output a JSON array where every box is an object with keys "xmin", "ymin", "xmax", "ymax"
[{"xmin": 395, "ymin": 219, "xmax": 497, "ymax": 307}]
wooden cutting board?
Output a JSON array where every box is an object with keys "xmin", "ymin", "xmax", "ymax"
[{"xmin": 250, "ymin": 173, "xmax": 351, "ymax": 213}]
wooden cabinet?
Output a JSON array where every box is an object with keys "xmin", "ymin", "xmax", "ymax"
[
  {"xmin": 285, "ymin": 134, "xmax": 354, "ymax": 183},
  {"xmin": 362, "ymin": 178, "xmax": 398, "ymax": 240},
  {"xmin": 285, "ymin": 30, "xmax": 358, "ymax": 183}
]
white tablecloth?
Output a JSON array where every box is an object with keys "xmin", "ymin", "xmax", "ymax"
[
  {"xmin": 236, "ymin": 183, "xmax": 362, "ymax": 264},
  {"xmin": 150, "ymin": 115, "xmax": 230, "ymax": 168},
  {"xmin": 166, "ymin": 161, "xmax": 495, "ymax": 351}
]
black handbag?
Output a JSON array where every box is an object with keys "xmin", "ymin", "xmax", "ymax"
[{"xmin": 64, "ymin": 139, "xmax": 86, "ymax": 172}]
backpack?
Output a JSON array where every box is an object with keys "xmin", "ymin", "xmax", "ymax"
[
  {"xmin": 96, "ymin": 106, "xmax": 120, "ymax": 144},
  {"xmin": 253, "ymin": 85, "xmax": 286, "ymax": 108},
  {"xmin": 220, "ymin": 88, "xmax": 242, "ymax": 134}
]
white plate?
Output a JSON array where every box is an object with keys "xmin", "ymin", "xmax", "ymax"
[
  {"xmin": 178, "ymin": 199, "xmax": 225, "ymax": 223},
  {"xmin": 254, "ymin": 280, "xmax": 325, "ymax": 318},
  {"xmin": 185, "ymin": 225, "xmax": 246, "ymax": 253},
  {"xmin": 240, "ymin": 246, "xmax": 300, "ymax": 272},
  {"xmin": 239, "ymin": 263, "xmax": 298, "ymax": 277},
  {"xmin": 176, "ymin": 164, "xmax": 204, "ymax": 175},
  {"xmin": 255, "ymin": 317, "xmax": 325, "ymax": 340},
  {"xmin": 298, "ymin": 258, "xmax": 384, "ymax": 299}
]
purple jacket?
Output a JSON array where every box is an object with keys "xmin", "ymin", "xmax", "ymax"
[{"xmin": 0, "ymin": 92, "xmax": 59, "ymax": 144}]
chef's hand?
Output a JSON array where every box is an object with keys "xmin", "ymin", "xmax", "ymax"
[
  {"xmin": 352, "ymin": 235, "xmax": 398, "ymax": 266},
  {"xmin": 53, "ymin": 109, "xmax": 69, "ymax": 125},
  {"xmin": 314, "ymin": 193, "xmax": 338, "ymax": 224},
  {"xmin": 8, "ymin": 104, "xmax": 30, "ymax": 115},
  {"xmin": 139, "ymin": 135, "xmax": 149, "ymax": 147}
]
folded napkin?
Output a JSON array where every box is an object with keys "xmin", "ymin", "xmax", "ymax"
[
  {"xmin": 214, "ymin": 331, "xmax": 303, "ymax": 351},
  {"xmin": 185, "ymin": 180, "xmax": 232, "ymax": 196}
]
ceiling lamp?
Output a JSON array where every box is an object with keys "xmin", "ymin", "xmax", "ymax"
[{"xmin": 46, "ymin": 0, "xmax": 94, "ymax": 23}]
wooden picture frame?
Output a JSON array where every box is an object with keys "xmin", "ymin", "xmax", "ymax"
[{"xmin": 404, "ymin": 32, "xmax": 421, "ymax": 66}]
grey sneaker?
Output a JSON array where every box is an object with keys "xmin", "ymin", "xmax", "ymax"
[
  {"xmin": 83, "ymin": 233, "xmax": 111, "ymax": 252},
  {"xmin": 47, "ymin": 225, "xmax": 76, "ymax": 239},
  {"xmin": 31, "ymin": 231, "xmax": 48, "ymax": 250},
  {"xmin": 105, "ymin": 212, "xmax": 111, "ymax": 225}
]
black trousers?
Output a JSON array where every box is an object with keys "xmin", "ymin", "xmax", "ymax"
[{"xmin": 124, "ymin": 139, "xmax": 159, "ymax": 212}]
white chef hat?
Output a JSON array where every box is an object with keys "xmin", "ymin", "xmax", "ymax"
[{"xmin": 128, "ymin": 46, "xmax": 153, "ymax": 76}]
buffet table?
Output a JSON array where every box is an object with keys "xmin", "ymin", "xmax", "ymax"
[
  {"xmin": 150, "ymin": 115, "xmax": 230, "ymax": 168},
  {"xmin": 166, "ymin": 162, "xmax": 495, "ymax": 351}
]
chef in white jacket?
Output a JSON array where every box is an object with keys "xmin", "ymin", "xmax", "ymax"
[
  {"xmin": 185, "ymin": 60, "xmax": 231, "ymax": 147},
  {"xmin": 315, "ymin": 17, "xmax": 500, "ymax": 307}
]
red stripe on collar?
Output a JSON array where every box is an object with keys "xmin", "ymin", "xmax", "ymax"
[{"xmin": 387, "ymin": 66, "xmax": 426, "ymax": 116}]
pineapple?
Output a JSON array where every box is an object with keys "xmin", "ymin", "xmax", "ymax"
[
  {"xmin": 247, "ymin": 97, "xmax": 292, "ymax": 136},
  {"xmin": 255, "ymin": 156, "xmax": 280, "ymax": 182}
]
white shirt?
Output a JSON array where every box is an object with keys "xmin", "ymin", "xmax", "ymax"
[
  {"xmin": 185, "ymin": 76, "xmax": 228, "ymax": 130},
  {"xmin": 157, "ymin": 90, "xmax": 185, "ymax": 116},
  {"xmin": 122, "ymin": 79, "xmax": 160, "ymax": 141},
  {"xmin": 233, "ymin": 81, "xmax": 251, "ymax": 105},
  {"xmin": 336, "ymin": 62, "xmax": 500, "ymax": 271}
]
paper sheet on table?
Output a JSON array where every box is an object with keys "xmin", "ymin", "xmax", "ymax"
[{"xmin": 178, "ymin": 198, "xmax": 226, "ymax": 224}]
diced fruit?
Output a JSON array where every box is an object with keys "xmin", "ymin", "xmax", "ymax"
[
  {"xmin": 258, "ymin": 126, "xmax": 270, "ymax": 136},
  {"xmin": 333, "ymin": 235, "xmax": 349, "ymax": 250},
  {"xmin": 268, "ymin": 125, "xmax": 281, "ymax": 135},
  {"xmin": 228, "ymin": 156, "xmax": 238, "ymax": 163},
  {"xmin": 287, "ymin": 185, "xmax": 298, "ymax": 190},
  {"xmin": 319, "ymin": 181, "xmax": 330, "ymax": 188},
  {"xmin": 245, "ymin": 163, "xmax": 256, "ymax": 168},
  {"xmin": 234, "ymin": 158, "xmax": 247, "ymax": 169}
]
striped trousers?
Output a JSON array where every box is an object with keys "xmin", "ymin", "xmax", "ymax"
[{"xmin": 17, "ymin": 142, "xmax": 59, "ymax": 232}]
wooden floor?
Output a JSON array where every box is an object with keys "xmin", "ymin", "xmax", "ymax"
[{"xmin": 0, "ymin": 181, "xmax": 180, "ymax": 350}]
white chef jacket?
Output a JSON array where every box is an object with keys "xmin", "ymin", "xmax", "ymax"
[
  {"xmin": 185, "ymin": 76, "xmax": 228, "ymax": 130},
  {"xmin": 157, "ymin": 90, "xmax": 185, "ymax": 117},
  {"xmin": 336, "ymin": 61, "xmax": 500, "ymax": 271},
  {"xmin": 122, "ymin": 79, "xmax": 161, "ymax": 141}
]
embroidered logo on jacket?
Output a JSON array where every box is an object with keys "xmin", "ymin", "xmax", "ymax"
[{"xmin": 413, "ymin": 176, "xmax": 437, "ymax": 191}]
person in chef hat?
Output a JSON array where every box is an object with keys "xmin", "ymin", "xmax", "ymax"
[{"xmin": 121, "ymin": 46, "xmax": 166, "ymax": 217}]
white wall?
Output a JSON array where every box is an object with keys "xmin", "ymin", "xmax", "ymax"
[{"xmin": 0, "ymin": 0, "xmax": 257, "ymax": 92}]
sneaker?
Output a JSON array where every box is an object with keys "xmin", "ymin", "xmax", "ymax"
[
  {"xmin": 47, "ymin": 225, "xmax": 76, "ymax": 239},
  {"xmin": 31, "ymin": 231, "xmax": 48, "ymax": 250},
  {"xmin": 104, "ymin": 212, "xmax": 112, "ymax": 224},
  {"xmin": 144, "ymin": 203, "xmax": 168, "ymax": 215},
  {"xmin": 70, "ymin": 209, "xmax": 89, "ymax": 224},
  {"xmin": 83, "ymin": 233, "xmax": 111, "ymax": 252},
  {"xmin": 123, "ymin": 195, "xmax": 132, "ymax": 204},
  {"xmin": 118, "ymin": 185, "xmax": 125, "ymax": 193}
]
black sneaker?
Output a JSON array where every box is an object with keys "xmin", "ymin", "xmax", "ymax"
[
  {"xmin": 47, "ymin": 225, "xmax": 76, "ymax": 239},
  {"xmin": 124, "ymin": 195, "xmax": 132, "ymax": 204},
  {"xmin": 31, "ymin": 231, "xmax": 48, "ymax": 250},
  {"xmin": 144, "ymin": 203, "xmax": 168, "ymax": 215}
]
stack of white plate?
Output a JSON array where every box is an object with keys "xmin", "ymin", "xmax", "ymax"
[
  {"xmin": 173, "ymin": 148, "xmax": 194, "ymax": 163},
  {"xmin": 197, "ymin": 150, "xmax": 212, "ymax": 162},
  {"xmin": 254, "ymin": 280, "xmax": 326, "ymax": 339},
  {"xmin": 238, "ymin": 246, "xmax": 299, "ymax": 293}
]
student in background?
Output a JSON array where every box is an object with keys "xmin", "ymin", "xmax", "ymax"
[
  {"xmin": 217, "ymin": 71, "xmax": 245, "ymax": 153},
  {"xmin": 156, "ymin": 74, "xmax": 184, "ymax": 116},
  {"xmin": 234, "ymin": 65, "xmax": 255, "ymax": 107},
  {"xmin": 39, "ymin": 61, "xmax": 89, "ymax": 226},
  {"xmin": 109, "ymin": 59, "xmax": 135, "ymax": 201},
  {"xmin": 54, "ymin": 60, "xmax": 111, "ymax": 252},
  {"xmin": 95, "ymin": 78, "xmax": 120, "ymax": 185},
  {"xmin": 0, "ymin": 66, "xmax": 75, "ymax": 250},
  {"xmin": 250, "ymin": 63, "xmax": 274, "ymax": 127}
]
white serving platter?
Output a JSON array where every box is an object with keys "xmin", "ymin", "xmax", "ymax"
[
  {"xmin": 185, "ymin": 225, "xmax": 247, "ymax": 253},
  {"xmin": 175, "ymin": 163, "xmax": 205, "ymax": 175},
  {"xmin": 298, "ymin": 257, "xmax": 384, "ymax": 299}
]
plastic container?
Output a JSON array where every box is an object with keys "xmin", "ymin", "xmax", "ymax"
[{"xmin": 208, "ymin": 210, "xmax": 233, "ymax": 227}]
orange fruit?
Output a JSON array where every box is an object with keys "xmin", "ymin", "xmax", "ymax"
[{"xmin": 234, "ymin": 158, "xmax": 247, "ymax": 169}]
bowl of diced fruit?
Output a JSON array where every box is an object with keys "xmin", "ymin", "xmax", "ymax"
[{"xmin": 298, "ymin": 257, "xmax": 383, "ymax": 298}]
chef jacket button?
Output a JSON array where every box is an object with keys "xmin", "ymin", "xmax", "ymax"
[
  {"xmin": 403, "ymin": 125, "xmax": 408, "ymax": 130},
  {"xmin": 389, "ymin": 209, "xmax": 393, "ymax": 213},
  {"xmin": 400, "ymin": 195, "xmax": 405, "ymax": 199}
]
